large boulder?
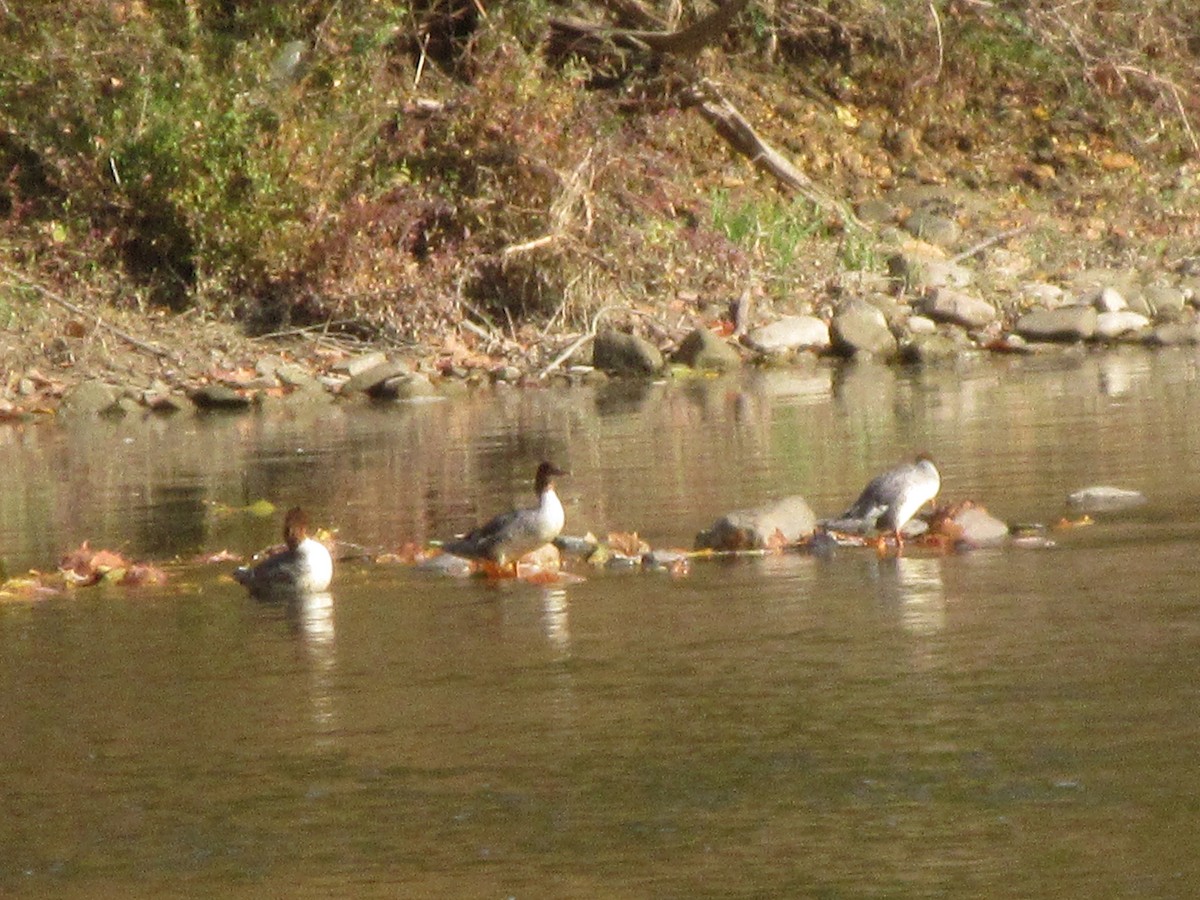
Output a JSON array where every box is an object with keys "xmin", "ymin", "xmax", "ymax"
[
  {"xmin": 339, "ymin": 360, "xmax": 411, "ymax": 396},
  {"xmin": 1014, "ymin": 306, "xmax": 1097, "ymax": 342},
  {"xmin": 919, "ymin": 288, "xmax": 998, "ymax": 330},
  {"xmin": 59, "ymin": 380, "xmax": 121, "ymax": 416},
  {"xmin": 742, "ymin": 315, "xmax": 830, "ymax": 354},
  {"xmin": 592, "ymin": 329, "xmax": 663, "ymax": 375},
  {"xmin": 695, "ymin": 495, "xmax": 817, "ymax": 551},
  {"xmin": 830, "ymin": 300, "xmax": 898, "ymax": 359},
  {"xmin": 672, "ymin": 328, "xmax": 741, "ymax": 371},
  {"xmin": 928, "ymin": 501, "xmax": 1010, "ymax": 549}
]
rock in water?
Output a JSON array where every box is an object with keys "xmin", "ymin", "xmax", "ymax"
[
  {"xmin": 1066, "ymin": 486, "xmax": 1147, "ymax": 513},
  {"xmin": 695, "ymin": 495, "xmax": 817, "ymax": 551},
  {"xmin": 672, "ymin": 328, "xmax": 741, "ymax": 371},
  {"xmin": 592, "ymin": 330, "xmax": 663, "ymax": 375},
  {"xmin": 830, "ymin": 300, "xmax": 897, "ymax": 359}
]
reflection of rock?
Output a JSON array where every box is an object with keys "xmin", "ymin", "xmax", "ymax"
[
  {"xmin": 1066, "ymin": 485, "xmax": 1148, "ymax": 513},
  {"xmin": 927, "ymin": 500, "xmax": 1009, "ymax": 549},
  {"xmin": 190, "ymin": 383, "xmax": 253, "ymax": 410},
  {"xmin": 695, "ymin": 495, "xmax": 817, "ymax": 550}
]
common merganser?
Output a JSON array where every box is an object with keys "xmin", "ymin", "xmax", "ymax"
[
  {"xmin": 835, "ymin": 454, "xmax": 941, "ymax": 551},
  {"xmin": 233, "ymin": 506, "xmax": 333, "ymax": 596},
  {"xmin": 445, "ymin": 461, "xmax": 568, "ymax": 571}
]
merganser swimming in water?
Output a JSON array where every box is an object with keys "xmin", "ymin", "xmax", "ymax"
[
  {"xmin": 444, "ymin": 461, "xmax": 568, "ymax": 572},
  {"xmin": 233, "ymin": 506, "xmax": 333, "ymax": 596},
  {"xmin": 834, "ymin": 454, "xmax": 941, "ymax": 551}
]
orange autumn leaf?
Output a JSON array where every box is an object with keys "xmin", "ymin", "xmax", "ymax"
[{"xmin": 1054, "ymin": 515, "xmax": 1094, "ymax": 530}]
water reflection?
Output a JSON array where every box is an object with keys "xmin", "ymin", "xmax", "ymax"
[
  {"xmin": 540, "ymin": 586, "xmax": 571, "ymax": 656},
  {"xmin": 870, "ymin": 554, "xmax": 946, "ymax": 637},
  {"xmin": 283, "ymin": 591, "xmax": 339, "ymax": 750}
]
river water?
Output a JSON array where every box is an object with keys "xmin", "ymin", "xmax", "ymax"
[{"xmin": 2, "ymin": 348, "xmax": 1200, "ymax": 897}]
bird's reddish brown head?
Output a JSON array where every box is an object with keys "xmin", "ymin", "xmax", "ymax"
[{"xmin": 282, "ymin": 507, "xmax": 310, "ymax": 551}]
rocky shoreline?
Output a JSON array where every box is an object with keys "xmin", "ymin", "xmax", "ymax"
[{"xmin": 5, "ymin": 182, "xmax": 1200, "ymax": 422}]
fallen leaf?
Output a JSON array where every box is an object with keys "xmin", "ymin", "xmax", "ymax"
[
  {"xmin": 606, "ymin": 531, "xmax": 650, "ymax": 557},
  {"xmin": 1054, "ymin": 515, "xmax": 1094, "ymax": 530}
]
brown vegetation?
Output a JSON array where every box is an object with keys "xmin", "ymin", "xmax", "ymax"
[{"xmin": 2, "ymin": 1, "xmax": 1198, "ymax": 378}]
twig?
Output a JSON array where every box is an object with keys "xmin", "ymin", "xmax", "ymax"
[
  {"xmin": 951, "ymin": 225, "xmax": 1032, "ymax": 264},
  {"xmin": 502, "ymin": 234, "xmax": 558, "ymax": 256},
  {"xmin": 0, "ymin": 265, "xmax": 180, "ymax": 362},
  {"xmin": 537, "ymin": 304, "xmax": 613, "ymax": 379},
  {"xmin": 252, "ymin": 319, "xmax": 357, "ymax": 340}
]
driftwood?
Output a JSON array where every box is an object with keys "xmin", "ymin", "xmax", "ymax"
[
  {"xmin": 546, "ymin": 3, "xmax": 864, "ymax": 228},
  {"xmin": 683, "ymin": 80, "xmax": 865, "ymax": 230}
]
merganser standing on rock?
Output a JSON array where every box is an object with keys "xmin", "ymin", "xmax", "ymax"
[
  {"xmin": 835, "ymin": 454, "xmax": 941, "ymax": 551},
  {"xmin": 234, "ymin": 506, "xmax": 333, "ymax": 597},
  {"xmin": 445, "ymin": 461, "xmax": 568, "ymax": 573}
]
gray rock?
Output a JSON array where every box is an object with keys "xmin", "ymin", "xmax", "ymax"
[
  {"xmin": 899, "ymin": 332, "xmax": 961, "ymax": 365},
  {"xmin": 255, "ymin": 356, "xmax": 283, "ymax": 379},
  {"xmin": 420, "ymin": 553, "xmax": 474, "ymax": 578},
  {"xmin": 275, "ymin": 363, "xmax": 321, "ymax": 389},
  {"xmin": 902, "ymin": 208, "xmax": 961, "ymax": 248},
  {"xmin": 1094, "ymin": 286, "xmax": 1127, "ymax": 312},
  {"xmin": 592, "ymin": 329, "xmax": 663, "ymax": 375},
  {"xmin": 906, "ymin": 315, "xmax": 938, "ymax": 335},
  {"xmin": 189, "ymin": 384, "xmax": 251, "ymax": 410},
  {"xmin": 1141, "ymin": 284, "xmax": 1187, "ymax": 321},
  {"xmin": 944, "ymin": 504, "xmax": 1010, "ymax": 548},
  {"xmin": 920, "ymin": 288, "xmax": 998, "ymax": 329},
  {"xmin": 1020, "ymin": 281, "xmax": 1066, "ymax": 308},
  {"xmin": 888, "ymin": 250, "xmax": 973, "ymax": 291},
  {"xmin": 334, "ymin": 351, "xmax": 388, "ymax": 377},
  {"xmin": 141, "ymin": 385, "xmax": 188, "ymax": 413},
  {"xmin": 742, "ymin": 315, "xmax": 830, "ymax": 354},
  {"xmin": 672, "ymin": 328, "xmax": 741, "ymax": 371},
  {"xmin": 695, "ymin": 495, "xmax": 817, "ymax": 551},
  {"xmin": 60, "ymin": 380, "xmax": 121, "ymax": 416},
  {"xmin": 1094, "ymin": 310, "xmax": 1151, "ymax": 340},
  {"xmin": 830, "ymin": 300, "xmax": 898, "ymax": 359},
  {"xmin": 340, "ymin": 360, "xmax": 410, "ymax": 395},
  {"xmin": 1144, "ymin": 321, "xmax": 1200, "ymax": 346},
  {"xmin": 283, "ymin": 384, "xmax": 334, "ymax": 406},
  {"xmin": 373, "ymin": 372, "xmax": 439, "ymax": 401},
  {"xmin": 1015, "ymin": 306, "xmax": 1097, "ymax": 342},
  {"xmin": 1067, "ymin": 486, "xmax": 1147, "ymax": 513}
]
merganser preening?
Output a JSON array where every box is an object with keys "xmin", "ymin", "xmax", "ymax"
[
  {"xmin": 233, "ymin": 506, "xmax": 333, "ymax": 597},
  {"xmin": 835, "ymin": 454, "xmax": 941, "ymax": 551},
  {"xmin": 444, "ymin": 461, "xmax": 568, "ymax": 572}
]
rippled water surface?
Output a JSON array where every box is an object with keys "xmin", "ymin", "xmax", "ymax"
[{"xmin": 3, "ymin": 349, "xmax": 1200, "ymax": 897}]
